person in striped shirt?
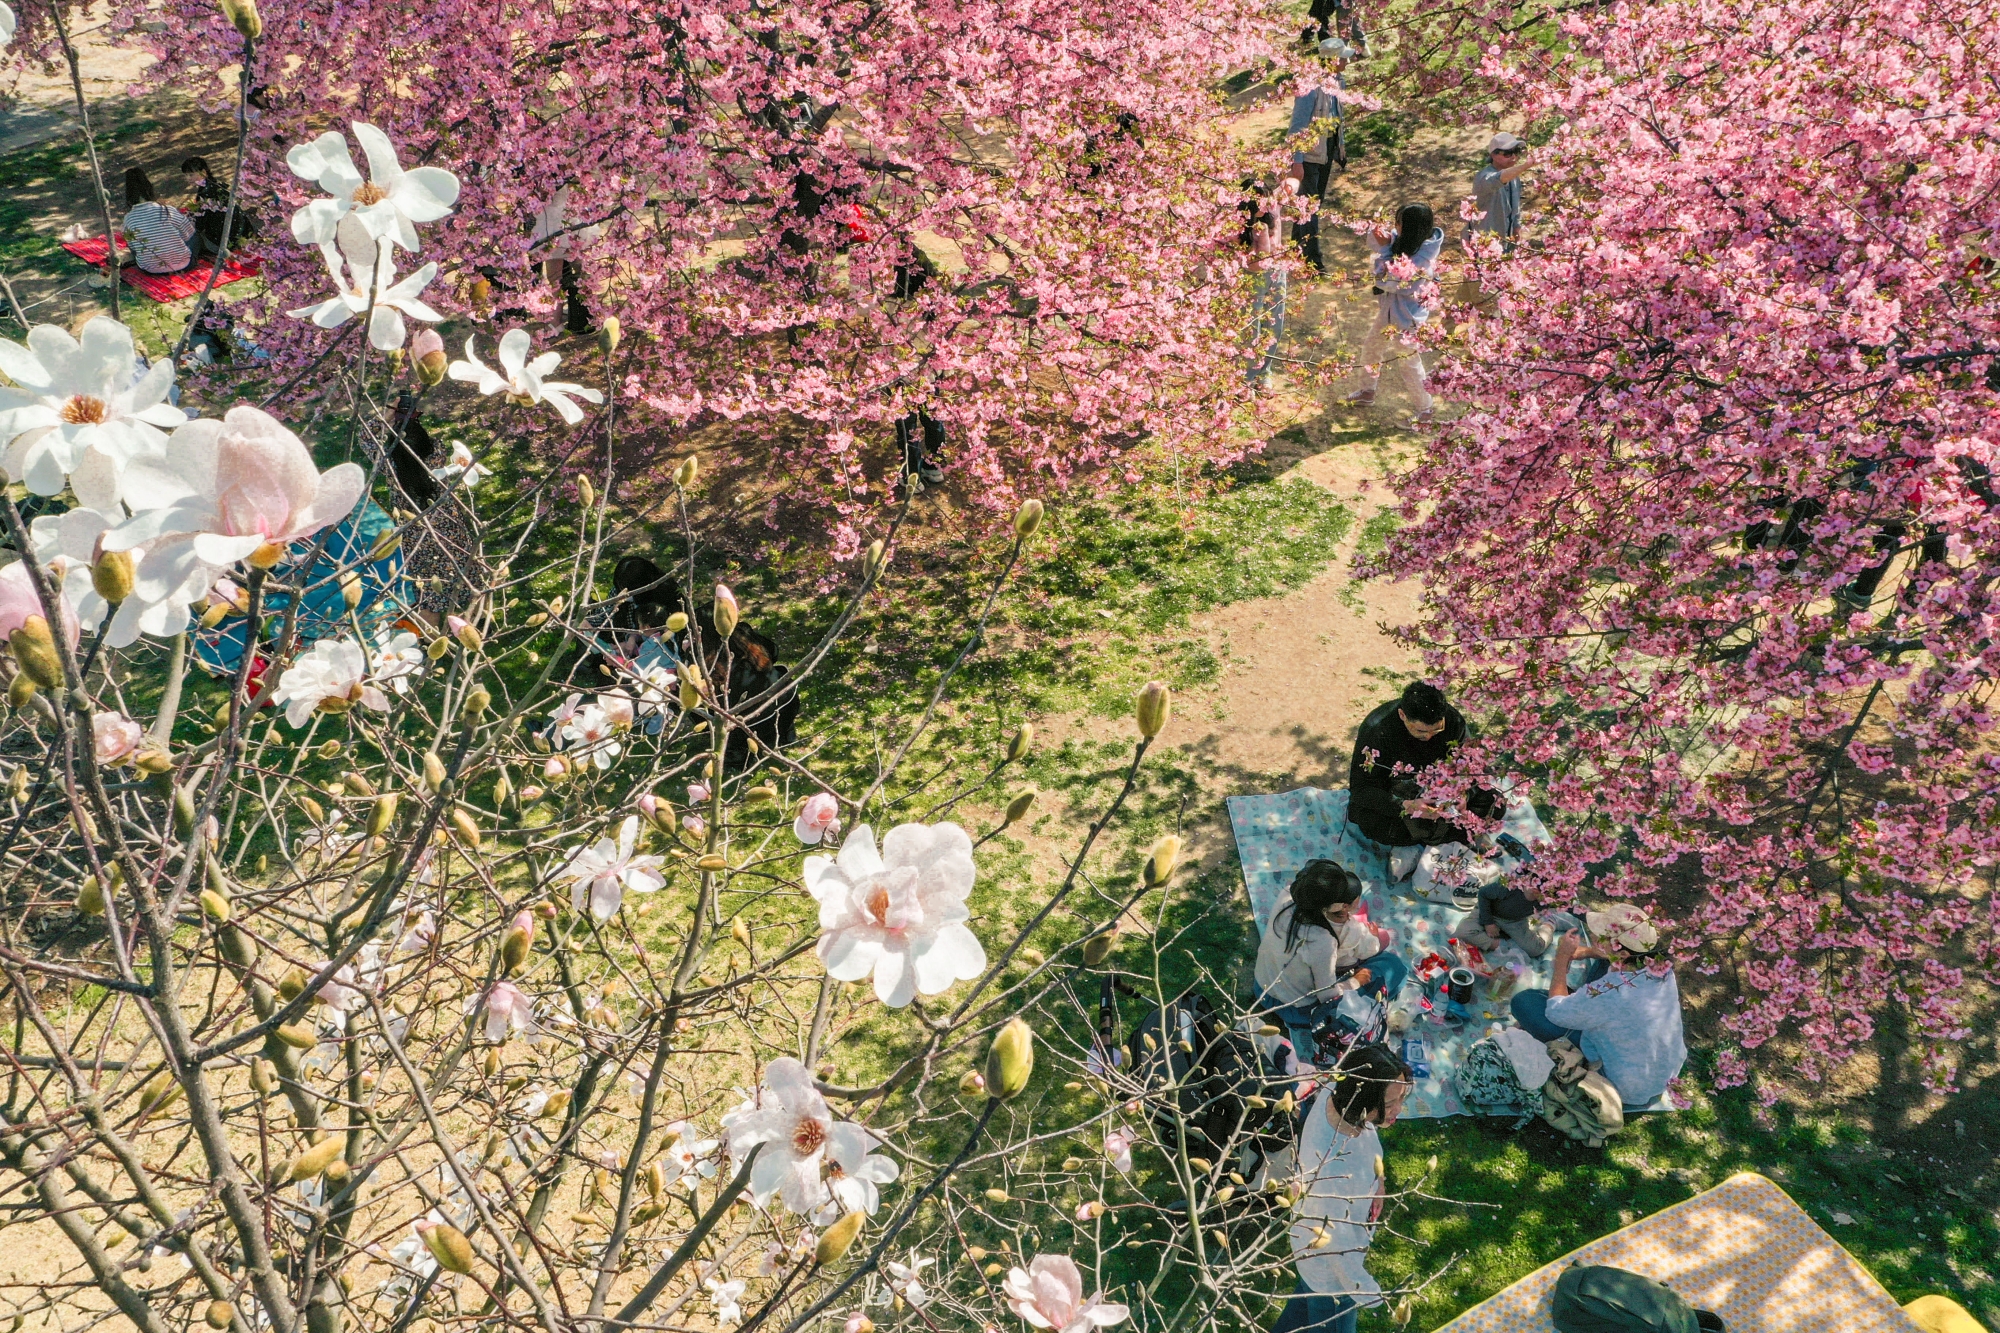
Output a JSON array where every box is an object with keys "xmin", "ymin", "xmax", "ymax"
[{"xmin": 122, "ymin": 167, "xmax": 198, "ymax": 274}]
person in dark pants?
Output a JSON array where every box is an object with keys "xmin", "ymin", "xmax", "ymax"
[
  {"xmin": 896, "ymin": 408, "xmax": 946, "ymax": 486},
  {"xmin": 1285, "ymin": 39, "xmax": 1353, "ymax": 274},
  {"xmin": 1346, "ymin": 681, "xmax": 1496, "ymax": 849}
]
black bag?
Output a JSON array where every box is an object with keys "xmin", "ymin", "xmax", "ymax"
[
  {"xmin": 1551, "ymin": 1265, "xmax": 1725, "ymax": 1333},
  {"xmin": 1127, "ymin": 989, "xmax": 1289, "ymax": 1170}
]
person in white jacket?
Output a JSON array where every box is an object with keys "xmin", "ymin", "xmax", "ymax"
[
  {"xmin": 1345, "ymin": 201, "xmax": 1445, "ymax": 425},
  {"xmin": 1273, "ymin": 1042, "xmax": 1413, "ymax": 1333}
]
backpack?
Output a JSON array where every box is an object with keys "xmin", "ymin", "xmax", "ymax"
[
  {"xmin": 1551, "ymin": 1264, "xmax": 1726, "ymax": 1333},
  {"xmin": 1539, "ymin": 1044, "xmax": 1626, "ymax": 1148},
  {"xmin": 1455, "ymin": 1036, "xmax": 1543, "ymax": 1115}
]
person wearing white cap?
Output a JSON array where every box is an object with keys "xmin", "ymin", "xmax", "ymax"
[
  {"xmin": 1284, "ymin": 38, "xmax": 1355, "ymax": 274},
  {"xmin": 1470, "ymin": 131, "xmax": 1531, "ymax": 247},
  {"xmin": 1508, "ymin": 904, "xmax": 1687, "ymax": 1108}
]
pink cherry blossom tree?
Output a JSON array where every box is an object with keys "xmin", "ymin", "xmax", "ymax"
[
  {"xmin": 1371, "ymin": 0, "xmax": 2000, "ymax": 1095},
  {"xmin": 112, "ymin": 0, "xmax": 1291, "ymax": 543}
]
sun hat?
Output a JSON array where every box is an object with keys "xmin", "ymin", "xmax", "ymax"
[
  {"xmin": 1584, "ymin": 903, "xmax": 1660, "ymax": 956},
  {"xmin": 1319, "ymin": 37, "xmax": 1356, "ymax": 59},
  {"xmin": 1488, "ymin": 131, "xmax": 1527, "ymax": 152}
]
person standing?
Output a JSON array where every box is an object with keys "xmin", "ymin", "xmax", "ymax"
[
  {"xmin": 122, "ymin": 167, "xmax": 198, "ymax": 275},
  {"xmin": 1345, "ymin": 202, "xmax": 1444, "ymax": 424},
  {"xmin": 1469, "ymin": 133, "xmax": 1531, "ymax": 249},
  {"xmin": 1272, "ymin": 1042, "xmax": 1412, "ymax": 1333},
  {"xmin": 1285, "ymin": 39, "xmax": 1354, "ymax": 274},
  {"xmin": 1242, "ymin": 177, "xmax": 1287, "ymax": 392}
]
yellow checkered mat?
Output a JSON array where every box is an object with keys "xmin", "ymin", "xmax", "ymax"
[{"xmin": 1433, "ymin": 1172, "xmax": 1922, "ymax": 1333}]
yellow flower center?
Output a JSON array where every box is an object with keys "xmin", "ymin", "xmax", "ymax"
[
  {"xmin": 791, "ymin": 1117, "xmax": 826, "ymax": 1157},
  {"xmin": 351, "ymin": 182, "xmax": 389, "ymax": 206},
  {"xmin": 61, "ymin": 395, "xmax": 109, "ymax": 425}
]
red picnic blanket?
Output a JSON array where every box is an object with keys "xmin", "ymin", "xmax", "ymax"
[{"xmin": 62, "ymin": 234, "xmax": 263, "ymax": 302}]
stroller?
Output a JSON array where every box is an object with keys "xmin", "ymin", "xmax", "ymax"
[{"xmin": 1124, "ymin": 986, "xmax": 1299, "ymax": 1189}]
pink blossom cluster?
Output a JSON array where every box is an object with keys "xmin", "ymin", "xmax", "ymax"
[{"xmin": 1371, "ymin": 0, "xmax": 2000, "ymax": 1094}]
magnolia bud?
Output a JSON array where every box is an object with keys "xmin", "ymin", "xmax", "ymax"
[
  {"xmin": 10, "ymin": 617, "xmax": 63, "ymax": 689},
  {"xmin": 217, "ymin": 0, "xmax": 261, "ymax": 40},
  {"xmin": 276, "ymin": 1023, "xmax": 317, "ymax": 1049},
  {"xmin": 450, "ymin": 808, "xmax": 481, "ymax": 849},
  {"xmin": 814, "ymin": 1211, "xmax": 864, "ymax": 1265},
  {"xmin": 251, "ymin": 1058, "xmax": 278, "ymax": 1094},
  {"xmin": 134, "ymin": 748, "xmax": 172, "ymax": 774},
  {"xmin": 465, "ymin": 686, "xmax": 492, "ymax": 715},
  {"xmin": 1013, "ymin": 498, "xmax": 1044, "ymax": 540},
  {"xmin": 198, "ymin": 599, "xmax": 230, "ymax": 629},
  {"xmin": 200, "ymin": 888, "xmax": 232, "ymax": 922},
  {"xmin": 426, "ymin": 636, "xmax": 450, "ymax": 661},
  {"xmin": 579, "ymin": 476, "xmax": 596, "ymax": 510},
  {"xmin": 343, "ymin": 771, "xmax": 376, "ymax": 798},
  {"xmin": 861, "ymin": 539, "xmax": 887, "ymax": 582},
  {"xmin": 730, "ymin": 916, "xmax": 753, "ymax": 950},
  {"xmin": 205, "ymin": 1301, "xmax": 235, "ymax": 1329},
  {"xmin": 844, "ymin": 1316, "xmax": 876, "ymax": 1333},
  {"xmin": 136, "ymin": 1071, "xmax": 181, "ymax": 1120},
  {"xmin": 422, "ymin": 752, "xmax": 447, "ymax": 791},
  {"xmin": 1082, "ymin": 925, "xmax": 1118, "ymax": 966},
  {"xmin": 7, "ymin": 674, "xmax": 35, "ymax": 708},
  {"xmin": 420, "ymin": 1222, "xmax": 475, "ymax": 1274},
  {"xmin": 983, "ymin": 1188, "xmax": 1010, "ymax": 1204},
  {"xmin": 449, "ymin": 616, "xmax": 482, "ymax": 651},
  {"xmin": 1142, "ymin": 835, "xmax": 1181, "ymax": 888},
  {"xmin": 1006, "ymin": 723, "xmax": 1032, "ymax": 763},
  {"xmin": 500, "ymin": 911, "xmax": 534, "ymax": 974},
  {"xmin": 984, "ymin": 1017, "xmax": 1034, "ymax": 1101},
  {"xmin": 679, "ymin": 678, "xmax": 700, "ymax": 710},
  {"xmin": 713, "ymin": 584, "xmax": 739, "ymax": 639},
  {"xmin": 368, "ymin": 793, "xmax": 399, "ymax": 837},
  {"xmin": 92, "ymin": 551, "xmax": 136, "ymax": 604},
  {"xmin": 288, "ymin": 1135, "xmax": 345, "ymax": 1182},
  {"xmin": 75, "ymin": 875, "xmax": 104, "ymax": 916},
  {"xmin": 745, "ymin": 784, "xmax": 777, "ymax": 804},
  {"xmin": 1134, "ymin": 680, "xmax": 1170, "ymax": 739},
  {"xmin": 277, "ymin": 967, "xmax": 308, "ymax": 1001},
  {"xmin": 1003, "ymin": 791, "xmax": 1035, "ymax": 826},
  {"xmin": 958, "ymin": 1071, "xmax": 986, "ymax": 1097},
  {"xmin": 664, "ymin": 611, "xmax": 690, "ymax": 635},
  {"xmin": 338, "ymin": 571, "xmax": 362, "ymax": 609},
  {"xmin": 1391, "ymin": 1296, "xmax": 1414, "ymax": 1328},
  {"xmin": 412, "ymin": 329, "xmax": 447, "ymax": 385},
  {"xmin": 219, "ymin": 922, "xmax": 257, "ymax": 967},
  {"xmin": 598, "ymin": 317, "xmax": 621, "ymax": 356},
  {"xmin": 672, "ymin": 456, "xmax": 698, "ymax": 488}
]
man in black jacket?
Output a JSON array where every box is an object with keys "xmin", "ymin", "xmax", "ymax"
[{"xmin": 1347, "ymin": 681, "xmax": 1495, "ymax": 848}]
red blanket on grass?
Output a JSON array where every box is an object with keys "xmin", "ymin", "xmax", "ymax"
[{"xmin": 61, "ymin": 234, "xmax": 262, "ymax": 302}]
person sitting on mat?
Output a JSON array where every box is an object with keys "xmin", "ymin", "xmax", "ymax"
[
  {"xmin": 1509, "ymin": 904, "xmax": 1686, "ymax": 1108},
  {"xmin": 122, "ymin": 167, "xmax": 201, "ymax": 274},
  {"xmin": 1348, "ymin": 680, "xmax": 1499, "ymax": 858},
  {"xmin": 1456, "ymin": 875, "xmax": 1552, "ymax": 957},
  {"xmin": 1256, "ymin": 859, "xmax": 1410, "ymax": 1050}
]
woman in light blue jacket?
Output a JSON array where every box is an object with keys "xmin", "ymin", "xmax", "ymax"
[{"xmin": 1346, "ymin": 202, "xmax": 1443, "ymax": 424}]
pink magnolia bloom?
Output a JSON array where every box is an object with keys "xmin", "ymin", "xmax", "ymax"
[
  {"xmin": 1102, "ymin": 1130, "xmax": 1133, "ymax": 1175},
  {"xmin": 1002, "ymin": 1256, "xmax": 1129, "ymax": 1333},
  {"xmin": 518, "ymin": 784, "xmax": 545, "ymax": 803},
  {"xmin": 635, "ymin": 790, "xmax": 663, "ymax": 822},
  {"xmin": 469, "ymin": 980, "xmax": 535, "ymax": 1042},
  {"xmin": 91, "ymin": 712, "xmax": 143, "ymax": 766},
  {"xmin": 0, "ymin": 559, "xmax": 79, "ymax": 648},
  {"xmin": 688, "ymin": 781, "xmax": 711, "ymax": 805},
  {"xmin": 558, "ymin": 815, "xmax": 666, "ymax": 920},
  {"xmin": 598, "ymin": 691, "xmax": 635, "ymax": 730},
  {"xmin": 105, "ymin": 407, "xmax": 365, "ymax": 635},
  {"xmin": 805, "ymin": 823, "xmax": 985, "ymax": 1008},
  {"xmin": 682, "ymin": 814, "xmax": 707, "ymax": 839},
  {"xmin": 793, "ymin": 791, "xmax": 841, "ymax": 846}
]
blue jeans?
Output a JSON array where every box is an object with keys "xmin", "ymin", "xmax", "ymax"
[
  {"xmin": 1510, "ymin": 958, "xmax": 1609, "ymax": 1043},
  {"xmin": 1270, "ymin": 1279, "xmax": 1357, "ymax": 1333}
]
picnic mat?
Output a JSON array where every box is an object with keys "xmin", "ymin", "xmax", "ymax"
[
  {"xmin": 1432, "ymin": 1171, "xmax": 1923, "ymax": 1333},
  {"xmin": 62, "ymin": 234, "xmax": 262, "ymax": 302},
  {"xmin": 1225, "ymin": 785, "xmax": 1674, "ymax": 1119}
]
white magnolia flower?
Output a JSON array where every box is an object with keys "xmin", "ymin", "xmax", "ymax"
[
  {"xmin": 884, "ymin": 1251, "xmax": 934, "ymax": 1308},
  {"xmin": 758, "ymin": 1229, "xmax": 816, "ymax": 1276},
  {"xmin": 706, "ymin": 1277, "xmax": 746, "ymax": 1328},
  {"xmin": 314, "ymin": 963, "xmax": 366, "ymax": 1016},
  {"xmin": 0, "ymin": 317, "xmax": 184, "ymax": 504},
  {"xmin": 370, "ymin": 630, "xmax": 424, "ymax": 693},
  {"xmin": 561, "ymin": 702, "xmax": 623, "ymax": 769},
  {"xmin": 624, "ymin": 662, "xmax": 677, "ymax": 714},
  {"xmin": 819, "ymin": 1116, "xmax": 900, "ymax": 1221},
  {"xmin": 396, "ymin": 908, "xmax": 437, "ymax": 955},
  {"xmin": 272, "ymin": 637, "xmax": 390, "ymax": 727},
  {"xmin": 1003, "ymin": 1255, "xmax": 1130, "ymax": 1333},
  {"xmin": 662, "ymin": 1121, "xmax": 721, "ymax": 1189},
  {"xmin": 286, "ymin": 122, "xmax": 460, "ymax": 254},
  {"xmin": 297, "ymin": 810, "xmax": 361, "ymax": 862},
  {"xmin": 721, "ymin": 1058, "xmax": 896, "ymax": 1216},
  {"xmin": 287, "ymin": 216, "xmax": 444, "ymax": 351},
  {"xmin": 431, "ymin": 440, "xmax": 490, "ymax": 489},
  {"xmin": 469, "ymin": 980, "xmax": 535, "ymax": 1042},
  {"xmin": 805, "ymin": 823, "xmax": 986, "ymax": 1008},
  {"xmin": 1103, "ymin": 1129, "xmax": 1134, "ymax": 1175},
  {"xmin": 104, "ymin": 406, "xmax": 366, "ymax": 639},
  {"xmin": 381, "ymin": 1213, "xmax": 444, "ymax": 1299},
  {"xmin": 29, "ymin": 507, "xmax": 170, "ymax": 647},
  {"xmin": 558, "ymin": 816, "xmax": 666, "ymax": 920},
  {"xmin": 448, "ymin": 329, "xmax": 603, "ymax": 425}
]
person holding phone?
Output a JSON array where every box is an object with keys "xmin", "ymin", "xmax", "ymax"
[{"xmin": 1345, "ymin": 202, "xmax": 1445, "ymax": 425}]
